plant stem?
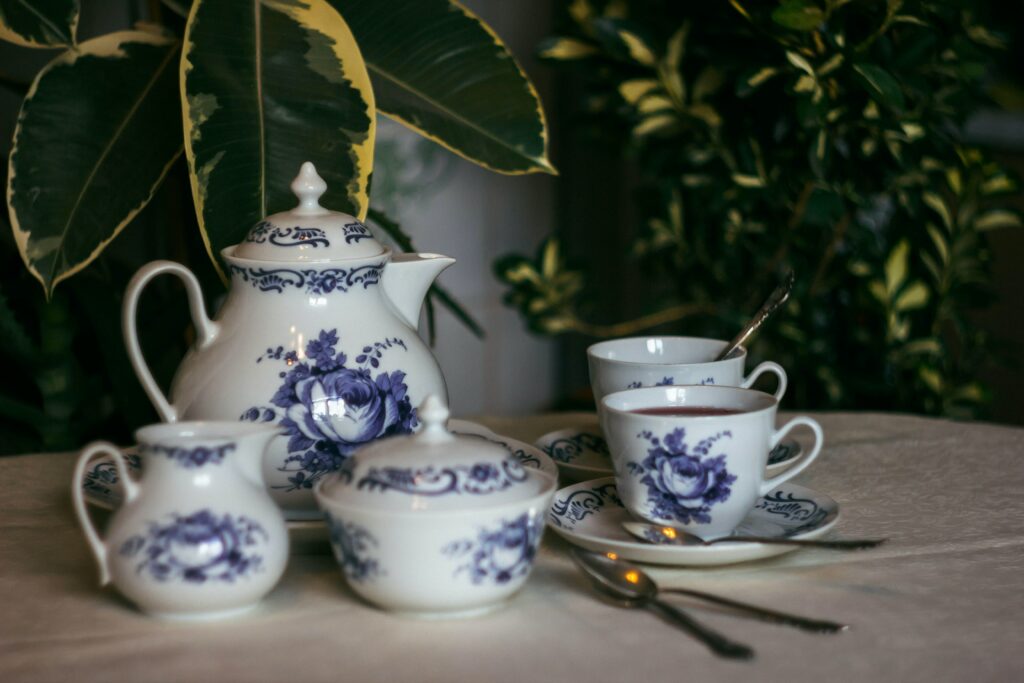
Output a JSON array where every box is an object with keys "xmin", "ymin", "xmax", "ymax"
[
  {"xmin": 565, "ymin": 303, "xmax": 713, "ymax": 338},
  {"xmin": 809, "ymin": 212, "xmax": 850, "ymax": 295}
]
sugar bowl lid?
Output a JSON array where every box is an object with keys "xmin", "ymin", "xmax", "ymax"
[
  {"xmin": 316, "ymin": 396, "xmax": 545, "ymax": 512},
  {"xmin": 232, "ymin": 162, "xmax": 384, "ymax": 262}
]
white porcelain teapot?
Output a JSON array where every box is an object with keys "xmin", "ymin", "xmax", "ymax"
[{"xmin": 123, "ymin": 162, "xmax": 454, "ymax": 519}]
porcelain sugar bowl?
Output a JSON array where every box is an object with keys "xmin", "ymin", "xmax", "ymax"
[
  {"xmin": 123, "ymin": 162, "xmax": 454, "ymax": 520},
  {"xmin": 314, "ymin": 396, "xmax": 557, "ymax": 617}
]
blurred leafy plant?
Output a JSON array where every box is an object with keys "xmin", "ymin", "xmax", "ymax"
[
  {"xmin": 498, "ymin": 0, "xmax": 1020, "ymax": 417},
  {"xmin": 0, "ymin": 0, "xmax": 553, "ymax": 453}
]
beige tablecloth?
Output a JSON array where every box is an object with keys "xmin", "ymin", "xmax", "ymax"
[{"xmin": 1, "ymin": 412, "xmax": 1022, "ymax": 682}]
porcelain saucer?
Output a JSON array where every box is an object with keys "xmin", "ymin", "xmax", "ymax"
[
  {"xmin": 80, "ymin": 420, "xmax": 556, "ymax": 512},
  {"xmin": 548, "ymin": 477, "xmax": 839, "ymax": 566},
  {"xmin": 535, "ymin": 415, "xmax": 802, "ymax": 482}
]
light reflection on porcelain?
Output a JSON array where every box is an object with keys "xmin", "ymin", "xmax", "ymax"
[{"xmin": 123, "ymin": 162, "xmax": 455, "ymax": 519}]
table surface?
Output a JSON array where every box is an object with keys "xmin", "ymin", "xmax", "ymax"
[{"xmin": 1, "ymin": 411, "xmax": 1022, "ymax": 682}]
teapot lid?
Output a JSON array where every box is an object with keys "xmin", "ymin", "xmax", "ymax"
[
  {"xmin": 232, "ymin": 162, "xmax": 385, "ymax": 262},
  {"xmin": 316, "ymin": 395, "xmax": 544, "ymax": 512}
]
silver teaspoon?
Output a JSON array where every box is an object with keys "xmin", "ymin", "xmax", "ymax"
[
  {"xmin": 570, "ymin": 548, "xmax": 754, "ymax": 660},
  {"xmin": 622, "ymin": 521, "xmax": 887, "ymax": 550},
  {"xmin": 570, "ymin": 547, "xmax": 845, "ymax": 635},
  {"xmin": 714, "ymin": 270, "xmax": 795, "ymax": 361}
]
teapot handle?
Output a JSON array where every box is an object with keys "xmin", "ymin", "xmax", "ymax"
[
  {"xmin": 72, "ymin": 441, "xmax": 140, "ymax": 585},
  {"xmin": 122, "ymin": 260, "xmax": 219, "ymax": 422}
]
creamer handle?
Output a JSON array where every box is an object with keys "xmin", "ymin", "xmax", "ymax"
[
  {"xmin": 122, "ymin": 260, "xmax": 218, "ymax": 422},
  {"xmin": 72, "ymin": 442, "xmax": 140, "ymax": 585}
]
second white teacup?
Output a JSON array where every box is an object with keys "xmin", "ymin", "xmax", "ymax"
[
  {"xmin": 600, "ymin": 385, "xmax": 823, "ymax": 539},
  {"xmin": 587, "ymin": 336, "xmax": 787, "ymax": 404}
]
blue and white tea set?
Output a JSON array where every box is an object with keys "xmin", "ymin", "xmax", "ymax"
[{"xmin": 73, "ymin": 163, "xmax": 841, "ymax": 622}]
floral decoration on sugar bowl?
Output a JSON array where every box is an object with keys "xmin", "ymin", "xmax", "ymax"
[
  {"xmin": 627, "ymin": 428, "xmax": 735, "ymax": 524},
  {"xmin": 443, "ymin": 513, "xmax": 543, "ymax": 585},
  {"xmin": 354, "ymin": 460, "xmax": 528, "ymax": 497},
  {"xmin": 326, "ymin": 514, "xmax": 382, "ymax": 583},
  {"xmin": 241, "ymin": 329, "xmax": 418, "ymax": 491},
  {"xmin": 119, "ymin": 509, "xmax": 267, "ymax": 584}
]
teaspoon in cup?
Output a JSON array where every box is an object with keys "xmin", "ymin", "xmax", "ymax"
[{"xmin": 714, "ymin": 270, "xmax": 795, "ymax": 361}]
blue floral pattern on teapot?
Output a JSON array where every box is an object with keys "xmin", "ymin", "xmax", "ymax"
[{"xmin": 242, "ymin": 329, "xmax": 417, "ymax": 491}]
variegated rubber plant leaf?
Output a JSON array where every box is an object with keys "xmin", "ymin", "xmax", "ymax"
[
  {"xmin": 6, "ymin": 31, "xmax": 181, "ymax": 295},
  {"xmin": 0, "ymin": 0, "xmax": 77, "ymax": 48},
  {"xmin": 330, "ymin": 0, "xmax": 554, "ymax": 175},
  {"xmin": 181, "ymin": 0, "xmax": 375, "ymax": 279}
]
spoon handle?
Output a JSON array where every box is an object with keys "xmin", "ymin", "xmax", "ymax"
[
  {"xmin": 714, "ymin": 270, "xmax": 795, "ymax": 361},
  {"xmin": 708, "ymin": 537, "xmax": 887, "ymax": 550},
  {"xmin": 661, "ymin": 588, "xmax": 846, "ymax": 633},
  {"xmin": 647, "ymin": 599, "xmax": 755, "ymax": 660}
]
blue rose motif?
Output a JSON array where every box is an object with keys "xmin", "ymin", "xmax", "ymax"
[
  {"xmin": 120, "ymin": 509, "xmax": 266, "ymax": 583},
  {"xmin": 443, "ymin": 513, "xmax": 542, "ymax": 585},
  {"xmin": 628, "ymin": 428, "xmax": 736, "ymax": 524},
  {"xmin": 242, "ymin": 329, "xmax": 417, "ymax": 490}
]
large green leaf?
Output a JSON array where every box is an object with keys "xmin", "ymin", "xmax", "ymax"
[
  {"xmin": 0, "ymin": 0, "xmax": 77, "ymax": 48},
  {"xmin": 182, "ymin": 0, "xmax": 375, "ymax": 278},
  {"xmin": 331, "ymin": 0, "xmax": 554, "ymax": 175},
  {"xmin": 7, "ymin": 31, "xmax": 182, "ymax": 295}
]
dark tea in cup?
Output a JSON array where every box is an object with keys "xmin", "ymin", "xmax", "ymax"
[{"xmin": 631, "ymin": 406, "xmax": 744, "ymax": 417}]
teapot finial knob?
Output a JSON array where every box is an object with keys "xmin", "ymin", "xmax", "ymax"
[
  {"xmin": 418, "ymin": 395, "xmax": 451, "ymax": 439},
  {"xmin": 290, "ymin": 162, "xmax": 328, "ymax": 216}
]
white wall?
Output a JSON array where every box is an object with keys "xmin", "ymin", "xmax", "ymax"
[{"xmin": 372, "ymin": 0, "xmax": 559, "ymax": 417}]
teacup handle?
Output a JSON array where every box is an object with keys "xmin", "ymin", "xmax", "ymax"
[
  {"xmin": 123, "ymin": 260, "xmax": 219, "ymax": 422},
  {"xmin": 71, "ymin": 442, "xmax": 141, "ymax": 585},
  {"xmin": 740, "ymin": 361, "xmax": 787, "ymax": 401},
  {"xmin": 759, "ymin": 417, "xmax": 823, "ymax": 496}
]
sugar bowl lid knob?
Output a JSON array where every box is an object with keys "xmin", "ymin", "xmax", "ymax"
[
  {"xmin": 418, "ymin": 394, "xmax": 452, "ymax": 441},
  {"xmin": 290, "ymin": 161, "xmax": 328, "ymax": 216}
]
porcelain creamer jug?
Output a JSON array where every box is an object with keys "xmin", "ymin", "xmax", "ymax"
[
  {"xmin": 72, "ymin": 422, "xmax": 289, "ymax": 619},
  {"xmin": 123, "ymin": 163, "xmax": 454, "ymax": 519}
]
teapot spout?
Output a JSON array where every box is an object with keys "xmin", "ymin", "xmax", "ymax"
[{"xmin": 382, "ymin": 253, "xmax": 456, "ymax": 330}]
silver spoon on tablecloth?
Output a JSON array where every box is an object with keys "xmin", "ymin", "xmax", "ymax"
[
  {"xmin": 571, "ymin": 547, "xmax": 845, "ymax": 637},
  {"xmin": 570, "ymin": 548, "xmax": 755, "ymax": 660}
]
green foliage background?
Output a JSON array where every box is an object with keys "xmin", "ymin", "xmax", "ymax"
[
  {"xmin": 497, "ymin": 0, "xmax": 1022, "ymax": 417},
  {"xmin": 0, "ymin": 0, "xmax": 551, "ymax": 454}
]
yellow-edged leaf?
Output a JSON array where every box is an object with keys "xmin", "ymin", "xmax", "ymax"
[
  {"xmin": 538, "ymin": 36, "xmax": 597, "ymax": 60},
  {"xmin": 785, "ymin": 50, "xmax": 815, "ymax": 76},
  {"xmin": 884, "ymin": 240, "xmax": 910, "ymax": 295},
  {"xmin": 922, "ymin": 192, "xmax": 952, "ymax": 229},
  {"xmin": 619, "ymin": 29, "xmax": 656, "ymax": 66},
  {"xmin": 182, "ymin": 0, "xmax": 376, "ymax": 278},
  {"xmin": 894, "ymin": 281, "xmax": 929, "ymax": 311},
  {"xmin": 7, "ymin": 30, "xmax": 180, "ymax": 294},
  {"xmin": 619, "ymin": 78, "xmax": 660, "ymax": 104},
  {"xmin": 633, "ymin": 113, "xmax": 676, "ymax": 137},
  {"xmin": 974, "ymin": 210, "xmax": 1022, "ymax": 231},
  {"xmin": 731, "ymin": 173, "xmax": 764, "ymax": 188}
]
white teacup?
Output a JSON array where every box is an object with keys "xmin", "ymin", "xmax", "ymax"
[
  {"xmin": 587, "ymin": 336, "xmax": 787, "ymax": 405},
  {"xmin": 600, "ymin": 385, "xmax": 823, "ymax": 539}
]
